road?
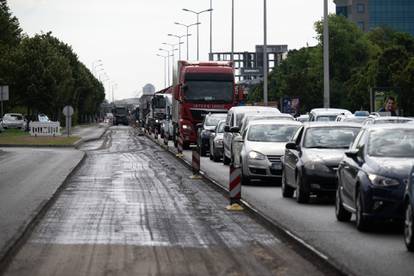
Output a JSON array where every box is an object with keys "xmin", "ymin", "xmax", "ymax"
[
  {"xmin": 0, "ymin": 147, "xmax": 84, "ymax": 261},
  {"xmin": 2, "ymin": 126, "xmax": 329, "ymax": 276},
  {"xmin": 148, "ymin": 132, "xmax": 414, "ymax": 276}
]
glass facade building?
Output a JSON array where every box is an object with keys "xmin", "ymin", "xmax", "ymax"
[{"xmin": 334, "ymin": 0, "xmax": 414, "ymax": 36}]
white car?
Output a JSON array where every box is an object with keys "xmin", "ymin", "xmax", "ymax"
[
  {"xmin": 2, "ymin": 113, "xmax": 25, "ymax": 129},
  {"xmin": 309, "ymin": 108, "xmax": 352, "ymax": 122},
  {"xmin": 238, "ymin": 120, "xmax": 302, "ymax": 185}
]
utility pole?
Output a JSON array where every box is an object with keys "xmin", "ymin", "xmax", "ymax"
[
  {"xmin": 263, "ymin": 0, "xmax": 268, "ymax": 106},
  {"xmin": 323, "ymin": 0, "xmax": 330, "ymax": 108}
]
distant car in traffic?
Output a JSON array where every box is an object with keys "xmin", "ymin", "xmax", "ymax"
[
  {"xmin": 282, "ymin": 122, "xmax": 361, "ymax": 203},
  {"xmin": 1, "ymin": 113, "xmax": 26, "ymax": 129},
  {"xmin": 238, "ymin": 120, "xmax": 302, "ymax": 185},
  {"xmin": 336, "ymin": 124, "xmax": 414, "ymax": 231},
  {"xmin": 197, "ymin": 113, "xmax": 227, "ymax": 156},
  {"xmin": 37, "ymin": 113, "xmax": 50, "ymax": 122},
  {"xmin": 336, "ymin": 114, "xmax": 367, "ymax": 124},
  {"xmin": 362, "ymin": 116, "xmax": 413, "ymax": 125},
  {"xmin": 296, "ymin": 114, "xmax": 309, "ymax": 123},
  {"xmin": 209, "ymin": 120, "xmax": 226, "ymax": 162},
  {"xmin": 309, "ymin": 108, "xmax": 352, "ymax": 122}
]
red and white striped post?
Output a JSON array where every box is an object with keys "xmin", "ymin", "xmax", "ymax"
[
  {"xmin": 176, "ymin": 135, "xmax": 184, "ymax": 157},
  {"xmin": 190, "ymin": 145, "xmax": 202, "ymax": 179},
  {"xmin": 227, "ymin": 164, "xmax": 244, "ymax": 211}
]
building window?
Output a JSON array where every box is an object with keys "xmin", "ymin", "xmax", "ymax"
[
  {"xmin": 357, "ymin": 3, "xmax": 365, "ymax": 13},
  {"xmin": 357, "ymin": 21, "xmax": 365, "ymax": 31},
  {"xmin": 336, "ymin": 6, "xmax": 348, "ymax": 17}
]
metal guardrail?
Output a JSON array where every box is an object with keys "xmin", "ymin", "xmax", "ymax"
[{"xmin": 29, "ymin": 121, "xmax": 61, "ymax": 136}]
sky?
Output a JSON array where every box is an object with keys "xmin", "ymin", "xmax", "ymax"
[{"xmin": 8, "ymin": 0, "xmax": 336, "ymax": 101}]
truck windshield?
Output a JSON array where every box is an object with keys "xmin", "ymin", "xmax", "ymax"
[
  {"xmin": 115, "ymin": 108, "xmax": 127, "ymax": 115},
  {"xmin": 153, "ymin": 96, "xmax": 166, "ymax": 108},
  {"xmin": 184, "ymin": 81, "xmax": 233, "ymax": 103}
]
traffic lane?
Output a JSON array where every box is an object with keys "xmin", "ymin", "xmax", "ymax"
[
  {"xmin": 169, "ymin": 143, "xmax": 414, "ymax": 276},
  {"xmin": 4, "ymin": 127, "xmax": 326, "ymax": 276},
  {"xmin": 0, "ymin": 147, "xmax": 84, "ymax": 259}
]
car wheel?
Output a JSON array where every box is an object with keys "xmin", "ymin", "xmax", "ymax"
[
  {"xmin": 404, "ymin": 202, "xmax": 414, "ymax": 252},
  {"xmin": 183, "ymin": 141, "xmax": 190, "ymax": 150},
  {"xmin": 356, "ymin": 191, "xmax": 370, "ymax": 231},
  {"xmin": 296, "ymin": 173, "xmax": 310, "ymax": 204},
  {"xmin": 223, "ymin": 154, "xmax": 231, "ymax": 165},
  {"xmin": 335, "ymin": 188, "xmax": 352, "ymax": 222},
  {"xmin": 281, "ymin": 170, "xmax": 294, "ymax": 198},
  {"xmin": 200, "ymin": 146, "xmax": 207, "ymax": 157}
]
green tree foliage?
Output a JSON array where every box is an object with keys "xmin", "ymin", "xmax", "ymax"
[{"xmin": 0, "ymin": 1, "xmax": 104, "ymax": 123}]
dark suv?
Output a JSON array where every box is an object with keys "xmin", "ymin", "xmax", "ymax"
[{"xmin": 197, "ymin": 113, "xmax": 227, "ymax": 156}]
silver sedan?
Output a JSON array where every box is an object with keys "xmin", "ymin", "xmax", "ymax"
[{"xmin": 238, "ymin": 120, "xmax": 302, "ymax": 185}]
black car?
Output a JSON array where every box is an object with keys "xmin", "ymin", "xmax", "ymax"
[
  {"xmin": 281, "ymin": 122, "xmax": 361, "ymax": 203},
  {"xmin": 197, "ymin": 113, "xmax": 227, "ymax": 156},
  {"xmin": 336, "ymin": 124, "xmax": 414, "ymax": 231},
  {"xmin": 404, "ymin": 167, "xmax": 414, "ymax": 251}
]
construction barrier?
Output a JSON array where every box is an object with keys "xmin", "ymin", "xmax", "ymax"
[
  {"xmin": 227, "ymin": 164, "xmax": 244, "ymax": 211},
  {"xmin": 176, "ymin": 135, "xmax": 183, "ymax": 157},
  {"xmin": 190, "ymin": 146, "xmax": 202, "ymax": 179},
  {"xmin": 29, "ymin": 121, "xmax": 61, "ymax": 137}
]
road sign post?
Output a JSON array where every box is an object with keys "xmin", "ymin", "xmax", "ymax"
[{"xmin": 62, "ymin": 105, "xmax": 74, "ymax": 137}]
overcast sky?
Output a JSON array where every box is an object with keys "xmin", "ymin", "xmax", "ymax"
[{"xmin": 8, "ymin": 0, "xmax": 335, "ymax": 100}]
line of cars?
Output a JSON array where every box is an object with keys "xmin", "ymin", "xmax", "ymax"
[{"xmin": 194, "ymin": 106, "xmax": 414, "ymax": 251}]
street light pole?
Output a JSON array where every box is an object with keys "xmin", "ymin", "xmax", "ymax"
[
  {"xmin": 263, "ymin": 0, "xmax": 268, "ymax": 106},
  {"xmin": 175, "ymin": 21, "xmax": 200, "ymax": 60},
  {"xmin": 159, "ymin": 48, "xmax": 171, "ymax": 85},
  {"xmin": 323, "ymin": 0, "xmax": 330, "ymax": 108},
  {"xmin": 209, "ymin": 0, "xmax": 213, "ymax": 60},
  {"xmin": 156, "ymin": 54, "xmax": 168, "ymax": 87},
  {"xmin": 231, "ymin": 0, "xmax": 234, "ymax": 67},
  {"xmin": 168, "ymin": 34, "xmax": 191, "ymax": 61},
  {"xmin": 182, "ymin": 8, "xmax": 212, "ymax": 60},
  {"xmin": 162, "ymin": 43, "xmax": 180, "ymax": 83}
]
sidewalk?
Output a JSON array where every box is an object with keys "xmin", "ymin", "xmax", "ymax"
[{"xmin": 0, "ymin": 124, "xmax": 110, "ymax": 262}]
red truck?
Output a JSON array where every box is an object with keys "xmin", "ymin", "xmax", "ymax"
[{"xmin": 172, "ymin": 61, "xmax": 241, "ymax": 149}]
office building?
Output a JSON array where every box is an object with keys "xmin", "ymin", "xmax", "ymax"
[{"xmin": 334, "ymin": 0, "xmax": 414, "ymax": 35}]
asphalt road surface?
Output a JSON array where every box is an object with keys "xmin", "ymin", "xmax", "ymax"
[
  {"xmin": 0, "ymin": 147, "xmax": 84, "ymax": 261},
  {"xmin": 152, "ymin": 135, "xmax": 414, "ymax": 276},
  {"xmin": 2, "ymin": 127, "xmax": 330, "ymax": 276}
]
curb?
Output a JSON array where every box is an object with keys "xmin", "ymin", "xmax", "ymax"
[
  {"xmin": 74, "ymin": 127, "xmax": 109, "ymax": 149},
  {"xmin": 143, "ymin": 131, "xmax": 349, "ymax": 276},
  {"xmin": 0, "ymin": 152, "xmax": 87, "ymax": 272}
]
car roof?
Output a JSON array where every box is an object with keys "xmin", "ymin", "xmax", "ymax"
[
  {"xmin": 370, "ymin": 116, "xmax": 412, "ymax": 121},
  {"xmin": 207, "ymin": 113, "xmax": 227, "ymax": 117},
  {"xmin": 303, "ymin": 122, "xmax": 362, "ymax": 128},
  {"xmin": 249, "ymin": 119, "xmax": 302, "ymax": 126},
  {"xmin": 362, "ymin": 123, "xmax": 414, "ymax": 131},
  {"xmin": 310, "ymin": 108, "xmax": 352, "ymax": 115},
  {"xmin": 228, "ymin": 106, "xmax": 280, "ymax": 113}
]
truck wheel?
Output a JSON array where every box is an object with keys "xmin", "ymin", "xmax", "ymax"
[
  {"xmin": 223, "ymin": 154, "xmax": 231, "ymax": 165},
  {"xmin": 183, "ymin": 141, "xmax": 190, "ymax": 150},
  {"xmin": 200, "ymin": 146, "xmax": 207, "ymax": 157}
]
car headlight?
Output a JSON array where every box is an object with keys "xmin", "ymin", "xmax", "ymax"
[
  {"xmin": 215, "ymin": 139, "xmax": 223, "ymax": 145},
  {"xmin": 155, "ymin": 119, "xmax": 159, "ymax": 123},
  {"xmin": 368, "ymin": 173, "xmax": 400, "ymax": 187},
  {"xmin": 182, "ymin": 124, "xmax": 191, "ymax": 130},
  {"xmin": 248, "ymin": 151, "xmax": 266, "ymax": 160},
  {"xmin": 304, "ymin": 161, "xmax": 330, "ymax": 173}
]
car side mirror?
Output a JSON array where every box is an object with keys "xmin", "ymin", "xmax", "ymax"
[
  {"xmin": 285, "ymin": 142, "xmax": 298, "ymax": 150},
  {"xmin": 230, "ymin": 126, "xmax": 240, "ymax": 133},
  {"xmin": 224, "ymin": 125, "xmax": 230, "ymax": 132},
  {"xmin": 196, "ymin": 123, "xmax": 203, "ymax": 128},
  {"xmin": 345, "ymin": 149, "xmax": 359, "ymax": 158}
]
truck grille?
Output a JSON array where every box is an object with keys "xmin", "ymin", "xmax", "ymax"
[{"xmin": 190, "ymin": 109, "xmax": 228, "ymax": 121}]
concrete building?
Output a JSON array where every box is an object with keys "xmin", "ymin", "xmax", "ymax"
[
  {"xmin": 209, "ymin": 45, "xmax": 288, "ymax": 85},
  {"xmin": 334, "ymin": 0, "xmax": 414, "ymax": 35}
]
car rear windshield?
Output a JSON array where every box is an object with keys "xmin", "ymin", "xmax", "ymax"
[
  {"xmin": 205, "ymin": 115, "xmax": 226, "ymax": 126},
  {"xmin": 304, "ymin": 127, "xmax": 360, "ymax": 149},
  {"xmin": 316, "ymin": 115, "xmax": 338, "ymax": 122},
  {"xmin": 247, "ymin": 124, "xmax": 300, "ymax": 142},
  {"xmin": 368, "ymin": 129, "xmax": 414, "ymax": 157},
  {"xmin": 6, "ymin": 114, "xmax": 22, "ymax": 120}
]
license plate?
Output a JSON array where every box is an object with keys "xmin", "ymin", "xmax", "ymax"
[{"xmin": 271, "ymin": 163, "xmax": 282, "ymax": 170}]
